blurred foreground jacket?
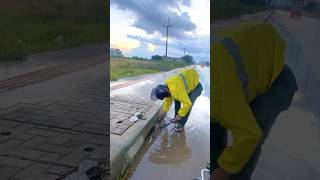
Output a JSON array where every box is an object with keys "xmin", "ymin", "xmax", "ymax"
[{"xmin": 211, "ymin": 22, "xmax": 285, "ymax": 173}]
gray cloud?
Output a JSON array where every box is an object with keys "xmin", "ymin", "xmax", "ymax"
[
  {"xmin": 111, "ymin": 0, "xmax": 195, "ymax": 39},
  {"xmin": 127, "ymin": 34, "xmax": 210, "ymax": 62},
  {"xmin": 173, "ymin": 36, "xmax": 210, "ymax": 54},
  {"xmin": 127, "ymin": 34, "xmax": 209, "ymax": 56},
  {"xmin": 127, "ymin": 35, "xmax": 164, "ymax": 46}
]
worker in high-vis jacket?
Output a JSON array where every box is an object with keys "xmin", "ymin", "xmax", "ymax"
[
  {"xmin": 150, "ymin": 68, "xmax": 203, "ymax": 132},
  {"xmin": 211, "ymin": 22, "xmax": 297, "ymax": 180}
]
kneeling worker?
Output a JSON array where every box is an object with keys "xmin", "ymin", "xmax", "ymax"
[{"xmin": 150, "ymin": 68, "xmax": 203, "ymax": 132}]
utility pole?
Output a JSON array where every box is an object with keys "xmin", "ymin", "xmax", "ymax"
[{"xmin": 163, "ymin": 17, "xmax": 173, "ymax": 60}]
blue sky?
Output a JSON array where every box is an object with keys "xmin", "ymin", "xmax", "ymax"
[{"xmin": 110, "ymin": 0, "xmax": 210, "ymax": 63}]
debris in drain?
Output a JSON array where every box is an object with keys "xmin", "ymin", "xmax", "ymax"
[
  {"xmin": 64, "ymin": 159, "xmax": 107, "ymax": 180},
  {"xmin": 86, "ymin": 167, "xmax": 104, "ymax": 180},
  {"xmin": 129, "ymin": 112, "xmax": 147, "ymax": 122},
  {"xmin": 138, "ymin": 113, "xmax": 147, "ymax": 120},
  {"xmin": 0, "ymin": 132, "xmax": 11, "ymax": 136},
  {"xmin": 129, "ymin": 112, "xmax": 140, "ymax": 123},
  {"xmin": 116, "ymin": 112, "xmax": 147, "ymax": 124},
  {"xmin": 84, "ymin": 147, "xmax": 95, "ymax": 152}
]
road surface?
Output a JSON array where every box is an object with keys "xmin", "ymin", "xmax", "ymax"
[{"xmin": 251, "ymin": 10, "xmax": 320, "ymax": 180}]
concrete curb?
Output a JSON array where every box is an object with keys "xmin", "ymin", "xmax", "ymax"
[
  {"xmin": 265, "ymin": 10, "xmax": 274, "ymax": 22},
  {"xmin": 110, "ymin": 104, "xmax": 161, "ymax": 180}
]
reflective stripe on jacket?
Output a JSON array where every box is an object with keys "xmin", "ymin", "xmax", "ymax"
[
  {"xmin": 163, "ymin": 68, "xmax": 199, "ymax": 117},
  {"xmin": 211, "ymin": 22, "xmax": 285, "ymax": 173}
]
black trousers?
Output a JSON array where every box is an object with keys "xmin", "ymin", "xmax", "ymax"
[
  {"xmin": 174, "ymin": 83, "xmax": 203, "ymax": 126},
  {"xmin": 211, "ymin": 65, "xmax": 297, "ymax": 179}
]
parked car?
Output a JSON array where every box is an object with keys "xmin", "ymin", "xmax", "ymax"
[
  {"xmin": 290, "ymin": 0, "xmax": 303, "ymax": 19},
  {"xmin": 290, "ymin": 9, "xmax": 302, "ymax": 18}
]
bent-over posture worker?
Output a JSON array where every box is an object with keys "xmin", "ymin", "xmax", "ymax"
[
  {"xmin": 150, "ymin": 68, "xmax": 203, "ymax": 132},
  {"xmin": 211, "ymin": 23, "xmax": 297, "ymax": 180}
]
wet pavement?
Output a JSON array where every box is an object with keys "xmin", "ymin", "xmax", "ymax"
[
  {"xmin": 251, "ymin": 10, "xmax": 320, "ymax": 180},
  {"xmin": 127, "ymin": 67, "xmax": 210, "ymax": 180}
]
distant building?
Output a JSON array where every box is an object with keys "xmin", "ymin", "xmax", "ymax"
[
  {"xmin": 270, "ymin": 0, "xmax": 319, "ymax": 8},
  {"xmin": 304, "ymin": 0, "xmax": 320, "ymax": 6},
  {"xmin": 271, "ymin": 0, "xmax": 292, "ymax": 8},
  {"xmin": 111, "ymin": 48, "xmax": 124, "ymax": 57}
]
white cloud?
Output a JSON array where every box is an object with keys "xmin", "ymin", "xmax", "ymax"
[
  {"xmin": 110, "ymin": 6, "xmax": 144, "ymax": 52},
  {"xmin": 181, "ymin": 0, "xmax": 210, "ymax": 35},
  {"xmin": 147, "ymin": 43, "xmax": 157, "ymax": 52}
]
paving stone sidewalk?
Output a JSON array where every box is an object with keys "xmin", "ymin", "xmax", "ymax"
[
  {"xmin": 0, "ymin": 44, "xmax": 107, "ymax": 81},
  {"xmin": 0, "ymin": 76, "xmax": 108, "ymax": 180},
  {"xmin": 0, "ymin": 45, "xmax": 108, "ymax": 180},
  {"xmin": 110, "ymin": 95, "xmax": 154, "ymax": 135}
]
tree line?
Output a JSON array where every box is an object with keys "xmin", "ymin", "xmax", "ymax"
[{"xmin": 151, "ymin": 55, "xmax": 194, "ymax": 64}]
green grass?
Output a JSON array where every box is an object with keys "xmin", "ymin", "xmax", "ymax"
[
  {"xmin": 0, "ymin": 0, "xmax": 108, "ymax": 61},
  {"xmin": 111, "ymin": 57, "xmax": 189, "ymax": 81}
]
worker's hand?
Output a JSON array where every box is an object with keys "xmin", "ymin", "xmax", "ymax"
[
  {"xmin": 211, "ymin": 167, "xmax": 233, "ymax": 180},
  {"xmin": 172, "ymin": 115, "xmax": 182, "ymax": 122}
]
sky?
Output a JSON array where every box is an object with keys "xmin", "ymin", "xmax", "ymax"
[{"xmin": 110, "ymin": 0, "xmax": 210, "ymax": 63}]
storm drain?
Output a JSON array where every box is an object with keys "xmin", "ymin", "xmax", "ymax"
[
  {"xmin": 111, "ymin": 118, "xmax": 136, "ymax": 135},
  {"xmin": 63, "ymin": 159, "xmax": 107, "ymax": 180},
  {"xmin": 0, "ymin": 131, "xmax": 11, "ymax": 136}
]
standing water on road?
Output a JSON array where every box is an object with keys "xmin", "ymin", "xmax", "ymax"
[{"xmin": 128, "ymin": 66, "xmax": 210, "ymax": 180}]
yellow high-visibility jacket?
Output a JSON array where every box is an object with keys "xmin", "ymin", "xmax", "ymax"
[
  {"xmin": 212, "ymin": 23, "xmax": 285, "ymax": 173},
  {"xmin": 163, "ymin": 68, "xmax": 199, "ymax": 117}
]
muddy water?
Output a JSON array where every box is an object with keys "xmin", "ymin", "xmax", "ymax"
[{"xmin": 129, "ymin": 67, "xmax": 210, "ymax": 180}]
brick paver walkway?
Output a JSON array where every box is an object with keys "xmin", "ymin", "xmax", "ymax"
[
  {"xmin": 0, "ymin": 45, "xmax": 108, "ymax": 180},
  {"xmin": 0, "ymin": 53, "xmax": 105, "ymax": 93},
  {"xmin": 110, "ymin": 95, "xmax": 153, "ymax": 135}
]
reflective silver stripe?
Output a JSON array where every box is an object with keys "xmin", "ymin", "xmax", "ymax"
[
  {"xmin": 221, "ymin": 38, "xmax": 250, "ymax": 98},
  {"xmin": 179, "ymin": 74, "xmax": 189, "ymax": 93}
]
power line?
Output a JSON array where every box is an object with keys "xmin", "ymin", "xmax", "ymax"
[{"xmin": 162, "ymin": 17, "xmax": 173, "ymax": 59}]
